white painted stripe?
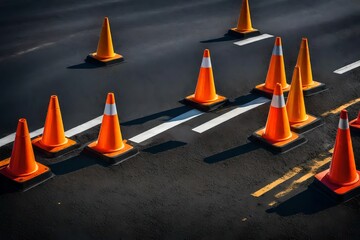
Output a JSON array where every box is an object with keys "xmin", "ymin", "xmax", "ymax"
[
  {"xmin": 338, "ymin": 118, "xmax": 349, "ymax": 130},
  {"xmin": 271, "ymin": 95, "xmax": 285, "ymax": 108},
  {"xmin": 192, "ymin": 97, "xmax": 270, "ymax": 133},
  {"xmin": 104, "ymin": 103, "xmax": 117, "ymax": 116},
  {"xmin": 0, "ymin": 128, "xmax": 44, "ymax": 147},
  {"xmin": 234, "ymin": 34, "xmax": 274, "ymax": 46},
  {"xmin": 272, "ymin": 45, "xmax": 283, "ymax": 56},
  {"xmin": 65, "ymin": 116, "xmax": 103, "ymax": 137},
  {"xmin": 201, "ymin": 57, "xmax": 212, "ymax": 68},
  {"xmin": 129, "ymin": 109, "xmax": 203, "ymax": 143},
  {"xmin": 334, "ymin": 60, "xmax": 360, "ymax": 74}
]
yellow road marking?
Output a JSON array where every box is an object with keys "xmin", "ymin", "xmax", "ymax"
[
  {"xmin": 321, "ymin": 98, "xmax": 360, "ymax": 117},
  {"xmin": 274, "ymin": 156, "xmax": 332, "ymax": 199},
  {"xmin": 251, "ymin": 166, "xmax": 303, "ymax": 197},
  {"xmin": 252, "ymin": 148, "xmax": 334, "ymax": 198},
  {"xmin": 268, "ymin": 201, "xmax": 277, "ymax": 207}
]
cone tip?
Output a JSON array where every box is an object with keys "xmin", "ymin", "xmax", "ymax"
[
  {"xmin": 275, "ymin": 37, "xmax": 282, "ymax": 46},
  {"xmin": 274, "ymin": 83, "xmax": 283, "ymax": 96},
  {"xmin": 301, "ymin": 38, "xmax": 308, "ymax": 48},
  {"xmin": 203, "ymin": 49, "xmax": 210, "ymax": 57},
  {"xmin": 106, "ymin": 92, "xmax": 116, "ymax": 104},
  {"xmin": 16, "ymin": 118, "xmax": 29, "ymax": 137},
  {"xmin": 340, "ymin": 109, "xmax": 348, "ymax": 120}
]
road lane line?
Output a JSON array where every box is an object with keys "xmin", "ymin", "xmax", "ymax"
[
  {"xmin": 334, "ymin": 60, "xmax": 360, "ymax": 74},
  {"xmin": 0, "ymin": 128, "xmax": 44, "ymax": 147},
  {"xmin": 274, "ymin": 156, "xmax": 332, "ymax": 199},
  {"xmin": 192, "ymin": 97, "xmax": 269, "ymax": 133},
  {"xmin": 65, "ymin": 116, "xmax": 103, "ymax": 137},
  {"xmin": 251, "ymin": 166, "xmax": 303, "ymax": 197},
  {"xmin": 129, "ymin": 109, "xmax": 203, "ymax": 143},
  {"xmin": 234, "ymin": 34, "xmax": 274, "ymax": 46},
  {"xmin": 321, "ymin": 98, "xmax": 360, "ymax": 117}
]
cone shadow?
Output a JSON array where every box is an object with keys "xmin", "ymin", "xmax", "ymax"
[
  {"xmin": 49, "ymin": 154, "xmax": 103, "ymax": 175},
  {"xmin": 204, "ymin": 142, "xmax": 259, "ymax": 164},
  {"xmin": 67, "ymin": 62, "xmax": 102, "ymax": 69},
  {"xmin": 143, "ymin": 141, "xmax": 187, "ymax": 154},
  {"xmin": 266, "ymin": 183, "xmax": 336, "ymax": 216},
  {"xmin": 200, "ymin": 33, "xmax": 238, "ymax": 43}
]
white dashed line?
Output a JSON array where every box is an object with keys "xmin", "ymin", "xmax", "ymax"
[
  {"xmin": 129, "ymin": 109, "xmax": 204, "ymax": 143},
  {"xmin": 334, "ymin": 60, "xmax": 360, "ymax": 74},
  {"xmin": 234, "ymin": 34, "xmax": 274, "ymax": 46},
  {"xmin": 192, "ymin": 97, "xmax": 269, "ymax": 133}
]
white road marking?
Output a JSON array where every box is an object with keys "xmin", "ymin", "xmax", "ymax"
[
  {"xmin": 0, "ymin": 128, "xmax": 44, "ymax": 147},
  {"xmin": 129, "ymin": 109, "xmax": 204, "ymax": 143},
  {"xmin": 15, "ymin": 42, "xmax": 55, "ymax": 56},
  {"xmin": 192, "ymin": 97, "xmax": 269, "ymax": 133},
  {"xmin": 234, "ymin": 34, "xmax": 274, "ymax": 46},
  {"xmin": 65, "ymin": 116, "xmax": 103, "ymax": 137},
  {"xmin": 334, "ymin": 60, "xmax": 360, "ymax": 74}
]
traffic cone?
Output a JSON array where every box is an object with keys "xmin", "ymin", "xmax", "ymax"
[
  {"xmin": 349, "ymin": 111, "xmax": 360, "ymax": 133},
  {"xmin": 250, "ymin": 83, "xmax": 306, "ymax": 153},
  {"xmin": 253, "ymin": 37, "xmax": 290, "ymax": 98},
  {"xmin": 32, "ymin": 95, "xmax": 79, "ymax": 157},
  {"xmin": 296, "ymin": 38, "xmax": 327, "ymax": 96},
  {"xmin": 314, "ymin": 110, "xmax": 360, "ymax": 201},
  {"xmin": 0, "ymin": 119, "xmax": 53, "ymax": 191},
  {"xmin": 86, "ymin": 17, "xmax": 124, "ymax": 65},
  {"xmin": 183, "ymin": 49, "xmax": 228, "ymax": 111},
  {"xmin": 286, "ymin": 66, "xmax": 323, "ymax": 133},
  {"xmin": 228, "ymin": 0, "xmax": 260, "ymax": 38},
  {"xmin": 86, "ymin": 93, "xmax": 138, "ymax": 165}
]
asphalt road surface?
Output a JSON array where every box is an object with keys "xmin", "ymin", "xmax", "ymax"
[{"xmin": 0, "ymin": 0, "xmax": 360, "ymax": 239}]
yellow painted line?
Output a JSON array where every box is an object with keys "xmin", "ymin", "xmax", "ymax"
[
  {"xmin": 321, "ymin": 98, "xmax": 360, "ymax": 117},
  {"xmin": 0, "ymin": 158, "xmax": 10, "ymax": 168},
  {"xmin": 268, "ymin": 201, "xmax": 277, "ymax": 207},
  {"xmin": 274, "ymin": 149, "xmax": 333, "ymax": 199},
  {"xmin": 251, "ymin": 166, "xmax": 303, "ymax": 197}
]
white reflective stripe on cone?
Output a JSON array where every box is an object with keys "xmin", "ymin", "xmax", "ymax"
[
  {"xmin": 271, "ymin": 95, "xmax": 285, "ymax": 108},
  {"xmin": 272, "ymin": 45, "xmax": 283, "ymax": 56},
  {"xmin": 104, "ymin": 103, "xmax": 117, "ymax": 116},
  {"xmin": 201, "ymin": 57, "xmax": 212, "ymax": 68},
  {"xmin": 338, "ymin": 118, "xmax": 349, "ymax": 130}
]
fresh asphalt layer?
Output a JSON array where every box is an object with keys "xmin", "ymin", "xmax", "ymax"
[{"xmin": 0, "ymin": 0, "xmax": 360, "ymax": 239}]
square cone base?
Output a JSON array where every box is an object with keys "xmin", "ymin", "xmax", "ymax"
[
  {"xmin": 290, "ymin": 114, "xmax": 323, "ymax": 134},
  {"xmin": 182, "ymin": 94, "xmax": 228, "ymax": 112},
  {"xmin": 85, "ymin": 53, "xmax": 124, "ymax": 66},
  {"xmin": 249, "ymin": 128, "xmax": 307, "ymax": 153},
  {"xmin": 252, "ymin": 83, "xmax": 290, "ymax": 99},
  {"xmin": 32, "ymin": 136, "xmax": 80, "ymax": 158},
  {"xmin": 349, "ymin": 119, "xmax": 360, "ymax": 135},
  {"xmin": 85, "ymin": 140, "xmax": 138, "ymax": 165},
  {"xmin": 314, "ymin": 169, "xmax": 360, "ymax": 202},
  {"xmin": 302, "ymin": 81, "xmax": 327, "ymax": 97},
  {"xmin": 228, "ymin": 28, "xmax": 260, "ymax": 39},
  {"xmin": 0, "ymin": 162, "xmax": 54, "ymax": 192}
]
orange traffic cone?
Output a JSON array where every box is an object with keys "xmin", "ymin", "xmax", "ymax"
[
  {"xmin": 183, "ymin": 49, "xmax": 228, "ymax": 111},
  {"xmin": 228, "ymin": 0, "xmax": 260, "ymax": 38},
  {"xmin": 86, "ymin": 17, "xmax": 124, "ymax": 65},
  {"xmin": 296, "ymin": 38, "xmax": 327, "ymax": 96},
  {"xmin": 32, "ymin": 95, "xmax": 79, "ymax": 157},
  {"xmin": 0, "ymin": 119, "xmax": 53, "ymax": 191},
  {"xmin": 250, "ymin": 83, "xmax": 306, "ymax": 153},
  {"xmin": 349, "ymin": 111, "xmax": 360, "ymax": 133},
  {"xmin": 86, "ymin": 93, "xmax": 138, "ymax": 164},
  {"xmin": 286, "ymin": 66, "xmax": 323, "ymax": 133},
  {"xmin": 314, "ymin": 110, "xmax": 360, "ymax": 201},
  {"xmin": 253, "ymin": 37, "xmax": 290, "ymax": 98}
]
